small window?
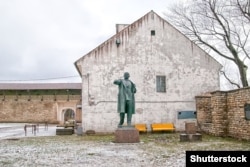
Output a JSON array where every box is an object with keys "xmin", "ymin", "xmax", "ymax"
[
  {"xmin": 156, "ymin": 76, "xmax": 166, "ymax": 92},
  {"xmin": 151, "ymin": 30, "xmax": 155, "ymax": 36}
]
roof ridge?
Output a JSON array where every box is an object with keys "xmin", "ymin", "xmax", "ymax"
[
  {"xmin": 74, "ymin": 10, "xmax": 222, "ymax": 75},
  {"xmin": 74, "ymin": 10, "xmax": 156, "ymax": 62},
  {"xmin": 0, "ymin": 83, "xmax": 82, "ymax": 90},
  {"xmin": 74, "ymin": 10, "xmax": 158, "ymax": 75}
]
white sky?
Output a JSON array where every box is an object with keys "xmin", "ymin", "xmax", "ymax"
[{"xmin": 0, "ymin": 0, "xmax": 175, "ymax": 83}]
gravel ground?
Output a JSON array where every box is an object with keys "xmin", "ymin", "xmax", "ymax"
[{"xmin": 0, "ymin": 133, "xmax": 250, "ymax": 167}]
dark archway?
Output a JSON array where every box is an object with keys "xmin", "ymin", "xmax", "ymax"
[{"xmin": 64, "ymin": 108, "xmax": 75, "ymax": 122}]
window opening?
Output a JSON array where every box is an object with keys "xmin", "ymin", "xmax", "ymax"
[
  {"xmin": 151, "ymin": 30, "xmax": 155, "ymax": 36},
  {"xmin": 156, "ymin": 76, "xmax": 166, "ymax": 92}
]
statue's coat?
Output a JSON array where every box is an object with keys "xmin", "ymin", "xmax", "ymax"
[{"xmin": 113, "ymin": 79, "xmax": 136, "ymax": 114}]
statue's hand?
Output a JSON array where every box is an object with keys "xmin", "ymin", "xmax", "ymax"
[{"xmin": 114, "ymin": 79, "xmax": 122, "ymax": 85}]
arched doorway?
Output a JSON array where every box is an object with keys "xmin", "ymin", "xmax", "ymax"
[{"xmin": 63, "ymin": 108, "xmax": 75, "ymax": 122}]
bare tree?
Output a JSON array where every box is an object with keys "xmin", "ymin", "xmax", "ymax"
[
  {"xmin": 236, "ymin": 0, "xmax": 250, "ymax": 21},
  {"xmin": 165, "ymin": 0, "xmax": 250, "ymax": 88}
]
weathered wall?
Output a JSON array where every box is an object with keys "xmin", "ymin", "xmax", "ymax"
[
  {"xmin": 0, "ymin": 94, "xmax": 81, "ymax": 124},
  {"xmin": 195, "ymin": 95, "xmax": 212, "ymax": 133},
  {"xmin": 196, "ymin": 87, "xmax": 250, "ymax": 140},
  {"xmin": 77, "ymin": 11, "xmax": 221, "ymax": 133}
]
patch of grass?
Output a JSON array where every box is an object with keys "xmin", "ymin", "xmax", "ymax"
[
  {"xmin": 140, "ymin": 132, "xmax": 250, "ymax": 153},
  {"xmin": 140, "ymin": 132, "xmax": 179, "ymax": 143},
  {"xmin": 1, "ymin": 133, "xmax": 249, "ymax": 155},
  {"xmin": 0, "ymin": 132, "xmax": 249, "ymax": 166},
  {"xmin": 0, "ymin": 160, "xmax": 12, "ymax": 166},
  {"xmin": 81, "ymin": 134, "xmax": 114, "ymax": 142}
]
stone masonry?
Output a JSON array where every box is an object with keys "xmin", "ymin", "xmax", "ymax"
[
  {"xmin": 0, "ymin": 94, "xmax": 81, "ymax": 124},
  {"xmin": 0, "ymin": 83, "xmax": 82, "ymax": 124},
  {"xmin": 196, "ymin": 87, "xmax": 250, "ymax": 140}
]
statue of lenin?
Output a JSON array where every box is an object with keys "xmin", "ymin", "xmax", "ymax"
[{"xmin": 114, "ymin": 72, "xmax": 136, "ymax": 126}]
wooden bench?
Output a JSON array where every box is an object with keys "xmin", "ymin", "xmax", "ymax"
[
  {"xmin": 135, "ymin": 124, "xmax": 147, "ymax": 133},
  {"xmin": 151, "ymin": 123, "xmax": 175, "ymax": 132}
]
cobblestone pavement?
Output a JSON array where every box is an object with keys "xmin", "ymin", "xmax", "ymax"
[{"xmin": 0, "ymin": 124, "xmax": 250, "ymax": 167}]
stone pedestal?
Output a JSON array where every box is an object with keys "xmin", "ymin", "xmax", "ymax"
[
  {"xmin": 114, "ymin": 126, "xmax": 140, "ymax": 143},
  {"xmin": 180, "ymin": 122, "xmax": 202, "ymax": 142},
  {"xmin": 191, "ymin": 133, "xmax": 202, "ymax": 141},
  {"xmin": 180, "ymin": 134, "xmax": 189, "ymax": 142},
  {"xmin": 76, "ymin": 126, "xmax": 83, "ymax": 136},
  {"xmin": 56, "ymin": 128, "xmax": 73, "ymax": 135},
  {"xmin": 185, "ymin": 122, "xmax": 196, "ymax": 134},
  {"xmin": 180, "ymin": 133, "xmax": 202, "ymax": 142}
]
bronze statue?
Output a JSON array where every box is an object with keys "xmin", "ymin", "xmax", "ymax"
[{"xmin": 114, "ymin": 72, "xmax": 136, "ymax": 126}]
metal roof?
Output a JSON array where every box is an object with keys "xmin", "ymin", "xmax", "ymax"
[{"xmin": 0, "ymin": 83, "xmax": 82, "ymax": 90}]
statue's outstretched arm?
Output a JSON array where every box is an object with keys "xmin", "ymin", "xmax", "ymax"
[{"xmin": 113, "ymin": 79, "xmax": 122, "ymax": 85}]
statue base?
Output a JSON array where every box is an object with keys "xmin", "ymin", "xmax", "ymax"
[
  {"xmin": 114, "ymin": 126, "xmax": 140, "ymax": 143},
  {"xmin": 180, "ymin": 133, "xmax": 202, "ymax": 142},
  {"xmin": 117, "ymin": 124, "xmax": 135, "ymax": 128}
]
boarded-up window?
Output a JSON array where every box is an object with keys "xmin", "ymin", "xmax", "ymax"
[
  {"xmin": 156, "ymin": 76, "xmax": 166, "ymax": 92},
  {"xmin": 244, "ymin": 104, "xmax": 250, "ymax": 120}
]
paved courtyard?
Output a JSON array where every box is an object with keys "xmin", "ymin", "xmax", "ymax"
[
  {"xmin": 0, "ymin": 123, "xmax": 250, "ymax": 167},
  {"xmin": 0, "ymin": 123, "xmax": 57, "ymax": 140}
]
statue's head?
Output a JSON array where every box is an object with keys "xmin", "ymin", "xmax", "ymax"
[{"xmin": 124, "ymin": 72, "xmax": 130, "ymax": 79}]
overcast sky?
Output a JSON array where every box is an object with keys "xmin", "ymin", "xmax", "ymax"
[{"xmin": 0, "ymin": 0, "xmax": 176, "ymax": 83}]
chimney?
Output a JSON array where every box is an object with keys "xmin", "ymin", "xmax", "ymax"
[{"xmin": 116, "ymin": 24, "xmax": 129, "ymax": 34}]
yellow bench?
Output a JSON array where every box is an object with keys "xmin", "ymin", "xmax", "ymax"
[
  {"xmin": 151, "ymin": 123, "xmax": 175, "ymax": 132},
  {"xmin": 135, "ymin": 124, "xmax": 147, "ymax": 132}
]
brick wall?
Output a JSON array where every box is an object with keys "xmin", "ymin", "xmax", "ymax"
[
  {"xmin": 0, "ymin": 94, "xmax": 81, "ymax": 124},
  {"xmin": 196, "ymin": 87, "xmax": 250, "ymax": 140},
  {"xmin": 195, "ymin": 95, "xmax": 212, "ymax": 133}
]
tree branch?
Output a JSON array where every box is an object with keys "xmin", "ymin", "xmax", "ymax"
[{"xmin": 220, "ymin": 70, "xmax": 241, "ymax": 88}]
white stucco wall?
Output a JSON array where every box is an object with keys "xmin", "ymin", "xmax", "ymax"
[{"xmin": 76, "ymin": 11, "xmax": 221, "ymax": 133}]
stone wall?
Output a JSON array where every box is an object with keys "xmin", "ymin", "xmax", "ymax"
[
  {"xmin": 0, "ymin": 94, "xmax": 81, "ymax": 124},
  {"xmin": 195, "ymin": 95, "xmax": 212, "ymax": 133},
  {"xmin": 196, "ymin": 87, "xmax": 250, "ymax": 140}
]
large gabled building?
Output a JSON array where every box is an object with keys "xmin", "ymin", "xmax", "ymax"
[{"xmin": 75, "ymin": 10, "xmax": 222, "ymax": 133}]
